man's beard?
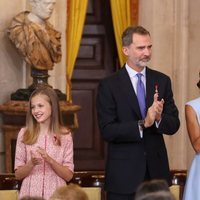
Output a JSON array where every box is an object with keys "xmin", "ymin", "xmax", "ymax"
[{"xmin": 136, "ymin": 58, "xmax": 150, "ymax": 68}]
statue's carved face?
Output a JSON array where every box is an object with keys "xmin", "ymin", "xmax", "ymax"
[{"xmin": 32, "ymin": 0, "xmax": 56, "ymax": 20}]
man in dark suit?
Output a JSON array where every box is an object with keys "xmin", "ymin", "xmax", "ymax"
[{"xmin": 96, "ymin": 26, "xmax": 180, "ymax": 200}]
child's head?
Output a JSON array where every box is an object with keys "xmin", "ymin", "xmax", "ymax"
[
  {"xmin": 50, "ymin": 184, "xmax": 89, "ymax": 200},
  {"xmin": 24, "ymin": 86, "xmax": 62, "ymax": 144},
  {"xmin": 27, "ymin": 86, "xmax": 61, "ymax": 126},
  {"xmin": 30, "ymin": 86, "xmax": 60, "ymax": 124}
]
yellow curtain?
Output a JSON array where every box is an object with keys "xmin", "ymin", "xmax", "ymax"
[
  {"xmin": 66, "ymin": 0, "xmax": 88, "ymax": 102},
  {"xmin": 110, "ymin": 0, "xmax": 138, "ymax": 67}
]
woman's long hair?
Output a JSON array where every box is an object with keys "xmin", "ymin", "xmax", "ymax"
[{"xmin": 22, "ymin": 86, "xmax": 62, "ymax": 145}]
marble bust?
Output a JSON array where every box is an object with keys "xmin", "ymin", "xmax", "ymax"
[{"xmin": 7, "ymin": 0, "xmax": 62, "ymax": 71}]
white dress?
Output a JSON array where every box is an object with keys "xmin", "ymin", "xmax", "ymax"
[{"xmin": 183, "ymin": 97, "xmax": 200, "ymax": 200}]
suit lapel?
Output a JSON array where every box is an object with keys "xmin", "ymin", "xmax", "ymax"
[
  {"xmin": 146, "ymin": 67, "xmax": 157, "ymax": 108},
  {"xmin": 118, "ymin": 67, "xmax": 141, "ymax": 118}
]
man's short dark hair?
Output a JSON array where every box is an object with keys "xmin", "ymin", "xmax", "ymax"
[{"xmin": 122, "ymin": 26, "xmax": 150, "ymax": 47}]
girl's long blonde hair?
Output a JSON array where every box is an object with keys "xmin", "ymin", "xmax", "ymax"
[{"xmin": 22, "ymin": 86, "xmax": 63, "ymax": 145}]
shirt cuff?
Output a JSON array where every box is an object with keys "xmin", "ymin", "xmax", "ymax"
[
  {"xmin": 155, "ymin": 119, "xmax": 162, "ymax": 128},
  {"xmin": 138, "ymin": 125, "xmax": 143, "ymax": 138}
]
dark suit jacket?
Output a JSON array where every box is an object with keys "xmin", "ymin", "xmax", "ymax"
[{"xmin": 96, "ymin": 66, "xmax": 180, "ymax": 194}]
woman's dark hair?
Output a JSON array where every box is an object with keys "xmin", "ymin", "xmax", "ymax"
[
  {"xmin": 197, "ymin": 72, "xmax": 200, "ymax": 89},
  {"xmin": 135, "ymin": 179, "xmax": 170, "ymax": 199}
]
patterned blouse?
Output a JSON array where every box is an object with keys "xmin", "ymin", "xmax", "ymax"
[{"xmin": 15, "ymin": 128, "xmax": 74, "ymax": 199}]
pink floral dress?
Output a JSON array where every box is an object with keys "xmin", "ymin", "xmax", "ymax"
[{"xmin": 15, "ymin": 128, "xmax": 74, "ymax": 200}]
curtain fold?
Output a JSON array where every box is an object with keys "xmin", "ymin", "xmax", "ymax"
[
  {"xmin": 66, "ymin": 0, "xmax": 88, "ymax": 102},
  {"xmin": 110, "ymin": 0, "xmax": 138, "ymax": 67}
]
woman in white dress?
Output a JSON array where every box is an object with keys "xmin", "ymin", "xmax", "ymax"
[{"xmin": 183, "ymin": 76, "xmax": 200, "ymax": 200}]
